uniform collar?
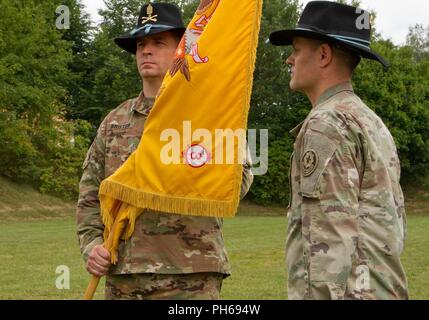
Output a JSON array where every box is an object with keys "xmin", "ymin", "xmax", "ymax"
[
  {"xmin": 289, "ymin": 82, "xmax": 354, "ymax": 138},
  {"xmin": 315, "ymin": 81, "xmax": 354, "ymax": 107},
  {"xmin": 289, "ymin": 121, "xmax": 305, "ymax": 138},
  {"xmin": 132, "ymin": 91, "xmax": 155, "ymax": 115}
]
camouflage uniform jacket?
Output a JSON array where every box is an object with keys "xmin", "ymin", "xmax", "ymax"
[
  {"xmin": 287, "ymin": 82, "xmax": 408, "ymax": 300},
  {"xmin": 76, "ymin": 91, "xmax": 254, "ymax": 275}
]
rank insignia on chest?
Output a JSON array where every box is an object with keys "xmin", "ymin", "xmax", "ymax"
[{"xmin": 302, "ymin": 149, "xmax": 318, "ymax": 177}]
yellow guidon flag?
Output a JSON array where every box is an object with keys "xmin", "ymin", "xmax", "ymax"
[{"xmin": 83, "ymin": 0, "xmax": 262, "ymax": 300}]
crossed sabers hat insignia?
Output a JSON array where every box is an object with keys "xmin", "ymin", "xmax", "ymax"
[{"xmin": 142, "ymin": 4, "xmax": 158, "ymax": 24}]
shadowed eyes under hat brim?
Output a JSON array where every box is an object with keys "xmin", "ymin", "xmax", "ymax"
[
  {"xmin": 114, "ymin": 26, "xmax": 186, "ymax": 54},
  {"xmin": 269, "ymin": 29, "xmax": 389, "ymax": 68}
]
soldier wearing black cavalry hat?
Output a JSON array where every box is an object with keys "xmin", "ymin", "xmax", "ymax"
[
  {"xmin": 270, "ymin": 1, "xmax": 408, "ymax": 300},
  {"xmin": 76, "ymin": 2, "xmax": 254, "ymax": 300}
]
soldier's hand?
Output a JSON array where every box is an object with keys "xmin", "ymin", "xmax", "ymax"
[{"xmin": 86, "ymin": 245, "xmax": 111, "ymax": 276}]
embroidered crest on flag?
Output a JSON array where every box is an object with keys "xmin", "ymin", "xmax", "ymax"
[
  {"xmin": 183, "ymin": 144, "xmax": 211, "ymax": 168},
  {"xmin": 170, "ymin": 0, "xmax": 220, "ymax": 81}
]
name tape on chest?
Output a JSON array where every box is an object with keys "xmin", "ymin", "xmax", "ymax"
[{"xmin": 111, "ymin": 123, "xmax": 131, "ymax": 130}]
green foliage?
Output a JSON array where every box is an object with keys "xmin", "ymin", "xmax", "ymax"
[
  {"xmin": 250, "ymin": 0, "xmax": 309, "ymax": 138},
  {"xmin": 56, "ymin": 0, "xmax": 95, "ymax": 125},
  {"xmin": 353, "ymin": 38, "xmax": 429, "ymax": 177},
  {"xmin": 406, "ymin": 24, "xmax": 429, "ymax": 62},
  {"xmin": 0, "ymin": 1, "xmax": 71, "ymax": 122},
  {"xmin": 249, "ymin": 135, "xmax": 294, "ymax": 205},
  {"xmin": 0, "ymin": 0, "xmax": 93, "ymax": 200},
  {"xmin": 0, "ymin": 111, "xmax": 39, "ymax": 181},
  {"xmin": 248, "ymin": 0, "xmax": 308, "ymax": 204},
  {"xmin": 39, "ymin": 120, "xmax": 92, "ymax": 200},
  {"xmin": 0, "ymin": 0, "xmax": 71, "ymax": 185},
  {"xmin": 0, "ymin": 0, "xmax": 427, "ymax": 203}
]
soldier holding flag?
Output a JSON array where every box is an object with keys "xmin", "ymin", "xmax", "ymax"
[{"xmin": 77, "ymin": 2, "xmax": 254, "ymax": 300}]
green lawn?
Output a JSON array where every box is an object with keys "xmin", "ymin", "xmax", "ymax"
[
  {"xmin": 0, "ymin": 214, "xmax": 428, "ymax": 300},
  {"xmin": 0, "ymin": 176, "xmax": 75, "ymax": 221}
]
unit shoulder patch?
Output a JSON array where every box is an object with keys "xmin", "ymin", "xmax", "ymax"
[{"xmin": 302, "ymin": 149, "xmax": 319, "ymax": 177}]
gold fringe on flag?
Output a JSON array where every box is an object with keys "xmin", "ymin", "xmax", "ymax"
[{"xmin": 83, "ymin": 0, "xmax": 263, "ymax": 300}]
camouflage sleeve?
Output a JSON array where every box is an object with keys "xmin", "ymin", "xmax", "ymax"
[
  {"xmin": 300, "ymin": 116, "xmax": 363, "ymax": 299},
  {"xmin": 76, "ymin": 122, "xmax": 106, "ymax": 264},
  {"xmin": 240, "ymin": 144, "xmax": 254, "ymax": 199}
]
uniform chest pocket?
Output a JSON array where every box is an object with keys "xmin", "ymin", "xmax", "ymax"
[
  {"xmin": 300, "ymin": 133, "xmax": 341, "ymax": 198},
  {"xmin": 104, "ymin": 129, "xmax": 141, "ymax": 177}
]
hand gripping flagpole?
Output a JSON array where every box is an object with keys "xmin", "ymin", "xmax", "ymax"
[
  {"xmin": 84, "ymin": 0, "xmax": 263, "ymax": 299},
  {"xmin": 83, "ymin": 213, "xmax": 126, "ymax": 300}
]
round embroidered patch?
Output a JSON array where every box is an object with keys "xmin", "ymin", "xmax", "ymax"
[
  {"xmin": 183, "ymin": 144, "xmax": 211, "ymax": 168},
  {"xmin": 302, "ymin": 150, "xmax": 318, "ymax": 177}
]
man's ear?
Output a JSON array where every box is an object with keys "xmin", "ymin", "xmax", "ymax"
[{"xmin": 319, "ymin": 43, "xmax": 333, "ymax": 68}]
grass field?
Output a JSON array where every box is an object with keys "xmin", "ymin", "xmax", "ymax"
[
  {"xmin": 0, "ymin": 176, "xmax": 428, "ymax": 300},
  {"xmin": 0, "ymin": 214, "xmax": 428, "ymax": 300}
]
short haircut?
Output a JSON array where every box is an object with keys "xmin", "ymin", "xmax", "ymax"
[
  {"xmin": 170, "ymin": 29, "xmax": 185, "ymax": 42},
  {"xmin": 330, "ymin": 44, "xmax": 361, "ymax": 73},
  {"xmin": 306, "ymin": 38, "xmax": 361, "ymax": 74}
]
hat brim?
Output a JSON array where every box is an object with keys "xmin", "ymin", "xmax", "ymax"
[
  {"xmin": 115, "ymin": 26, "xmax": 186, "ymax": 54},
  {"xmin": 269, "ymin": 29, "xmax": 389, "ymax": 68}
]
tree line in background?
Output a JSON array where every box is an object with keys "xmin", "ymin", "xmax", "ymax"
[{"xmin": 0, "ymin": 0, "xmax": 428, "ymax": 204}]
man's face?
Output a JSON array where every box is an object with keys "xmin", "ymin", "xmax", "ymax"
[
  {"xmin": 136, "ymin": 31, "xmax": 180, "ymax": 81},
  {"xmin": 285, "ymin": 37, "xmax": 321, "ymax": 93}
]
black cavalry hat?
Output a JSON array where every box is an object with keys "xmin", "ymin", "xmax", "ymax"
[
  {"xmin": 114, "ymin": 2, "xmax": 186, "ymax": 54},
  {"xmin": 269, "ymin": 1, "xmax": 389, "ymax": 68}
]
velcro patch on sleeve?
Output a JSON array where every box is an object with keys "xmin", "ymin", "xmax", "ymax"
[{"xmin": 300, "ymin": 133, "xmax": 341, "ymax": 198}]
